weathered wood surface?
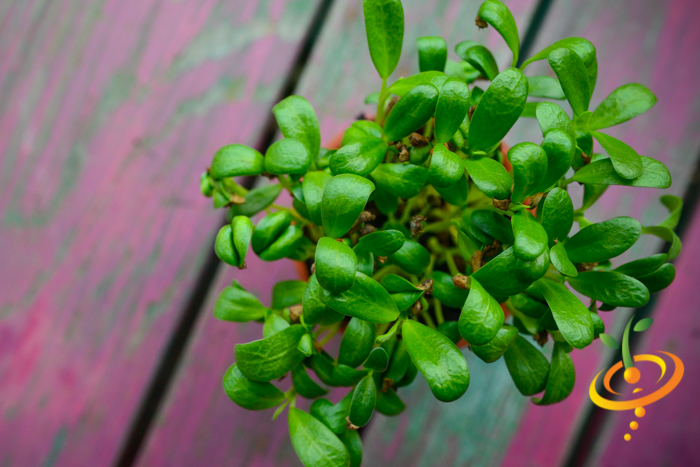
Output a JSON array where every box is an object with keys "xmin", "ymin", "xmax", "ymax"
[
  {"xmin": 136, "ymin": 1, "xmax": 544, "ymax": 466},
  {"xmin": 0, "ymin": 1, "xmax": 319, "ymax": 465},
  {"xmin": 591, "ymin": 197, "xmax": 700, "ymax": 466},
  {"xmin": 502, "ymin": 0, "xmax": 700, "ymax": 465}
]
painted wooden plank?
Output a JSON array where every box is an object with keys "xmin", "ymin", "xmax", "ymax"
[
  {"xmin": 501, "ymin": 0, "xmax": 700, "ymax": 465},
  {"xmin": 135, "ymin": 1, "xmax": 543, "ymax": 466},
  {"xmin": 0, "ymin": 1, "xmax": 319, "ymax": 466},
  {"xmin": 590, "ymin": 197, "xmax": 700, "ymax": 466}
]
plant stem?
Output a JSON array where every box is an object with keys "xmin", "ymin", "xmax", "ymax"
[
  {"xmin": 622, "ymin": 312, "xmax": 636, "ymax": 369},
  {"xmin": 373, "ymin": 264, "xmax": 403, "ymax": 282},
  {"xmin": 445, "ymin": 252, "xmax": 461, "ymax": 276},
  {"xmin": 376, "ymin": 78, "xmax": 389, "ymax": 128},
  {"xmin": 318, "ymin": 322, "xmax": 341, "ymax": 347},
  {"xmin": 421, "ymin": 309, "xmax": 437, "ymax": 329},
  {"xmin": 434, "ymin": 299, "xmax": 444, "ymax": 325}
]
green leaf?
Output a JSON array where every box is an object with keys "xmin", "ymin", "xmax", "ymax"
[
  {"xmin": 273, "ymin": 95, "xmax": 321, "ymax": 161},
  {"xmin": 339, "ymin": 318, "xmax": 376, "ymax": 368},
  {"xmin": 634, "ymin": 318, "xmax": 654, "ymax": 332},
  {"xmin": 509, "ymin": 142, "xmax": 548, "ymax": 203},
  {"xmin": 382, "ymin": 274, "xmax": 423, "ymax": 311},
  {"xmin": 473, "ymin": 247, "xmax": 532, "ymax": 297},
  {"xmin": 435, "ymin": 173, "xmax": 470, "ymax": 206},
  {"xmin": 252, "ymin": 211, "xmax": 292, "ymax": 255},
  {"xmin": 444, "ymin": 59, "xmax": 481, "ymax": 82},
  {"xmin": 302, "ymin": 171, "xmax": 333, "ymax": 225},
  {"xmin": 333, "ymin": 365, "xmax": 369, "ymax": 387},
  {"xmin": 214, "ymin": 225, "xmax": 238, "ymax": 267},
  {"xmin": 536, "ymin": 102, "xmax": 574, "ymax": 138},
  {"xmin": 550, "ymin": 243, "xmax": 578, "ymax": 276},
  {"xmin": 402, "ymin": 320, "xmax": 469, "ymax": 402},
  {"xmin": 387, "ymin": 71, "xmax": 448, "ymax": 97},
  {"xmin": 510, "ymin": 293, "xmax": 548, "ymax": 319},
  {"xmin": 471, "ymin": 325, "xmax": 518, "ymax": 363},
  {"xmin": 365, "ymin": 92, "xmax": 380, "ymax": 104},
  {"xmin": 572, "ymin": 155, "xmax": 671, "ymax": 188},
  {"xmin": 384, "ymin": 84, "xmax": 439, "ymax": 141},
  {"xmin": 468, "ymin": 67, "xmax": 528, "ymax": 151},
  {"xmin": 375, "ymin": 388, "xmax": 406, "ymax": 416},
  {"xmin": 532, "ymin": 343, "xmax": 575, "ymax": 405},
  {"xmin": 540, "ymin": 188, "xmax": 574, "ymax": 246},
  {"xmin": 477, "ymin": 0, "xmax": 520, "ymax": 65},
  {"xmin": 470, "ymin": 209, "xmax": 514, "ymax": 245},
  {"xmin": 504, "ymin": 335, "xmax": 550, "ymax": 395},
  {"xmin": 599, "ymin": 333, "xmax": 619, "ymax": 349},
  {"xmin": 437, "ymin": 321, "xmax": 461, "ymax": 344},
  {"xmin": 642, "ymin": 226, "xmax": 682, "ymax": 261},
  {"xmin": 659, "ymin": 194, "xmax": 683, "ymax": 230},
  {"xmin": 292, "ymin": 364, "xmax": 328, "ymax": 399},
  {"xmin": 354, "ymin": 245, "xmax": 374, "ymax": 277},
  {"xmin": 210, "ymin": 144, "xmax": 264, "ymax": 179},
  {"xmin": 223, "ymin": 364, "xmax": 285, "ymax": 410},
  {"xmin": 568, "ymin": 271, "xmax": 650, "ymax": 307},
  {"xmin": 213, "ymin": 285, "xmax": 267, "ymax": 322},
  {"xmin": 464, "ymin": 157, "xmax": 513, "ymax": 200},
  {"xmin": 635, "ymin": 263, "xmax": 675, "ymax": 294},
  {"xmin": 265, "ymin": 138, "xmax": 311, "ymax": 175},
  {"xmin": 514, "ymin": 247, "xmax": 550, "ymax": 283},
  {"xmin": 458, "ymin": 277, "xmax": 504, "ymax": 345},
  {"xmin": 264, "ymin": 313, "xmax": 290, "ymax": 338},
  {"xmin": 338, "ymin": 430, "xmax": 363, "ymax": 467},
  {"xmin": 535, "ymin": 129, "xmax": 576, "ymax": 192},
  {"xmin": 315, "ymin": 237, "xmax": 357, "ymax": 294},
  {"xmin": 591, "ymin": 131, "xmax": 644, "ymax": 180},
  {"xmin": 357, "ymin": 229, "xmax": 405, "ymax": 256},
  {"xmin": 527, "ymin": 76, "xmax": 565, "ymax": 99},
  {"xmin": 565, "ymin": 217, "xmax": 641, "ymax": 263},
  {"xmin": 512, "ymin": 210, "xmax": 548, "ymax": 261},
  {"xmin": 322, "ymin": 174, "xmax": 375, "ymax": 239},
  {"xmin": 228, "ymin": 184, "xmax": 282, "ymax": 218},
  {"xmin": 362, "ymin": 0, "xmax": 404, "ymax": 79},
  {"xmin": 330, "ymin": 136, "xmax": 388, "ymax": 176},
  {"xmin": 235, "ymin": 324, "xmax": 306, "ymax": 382},
  {"xmin": 349, "ymin": 375, "xmax": 377, "ymax": 427},
  {"xmin": 272, "ymin": 280, "xmax": 306, "ymax": 309},
  {"xmin": 461, "ymin": 45, "xmax": 499, "ymax": 81},
  {"xmin": 297, "ymin": 333, "xmax": 314, "ymax": 357},
  {"xmin": 417, "ymin": 36, "xmax": 447, "ymax": 72},
  {"xmin": 388, "ymin": 239, "xmax": 431, "ymax": 275},
  {"xmin": 431, "ymin": 271, "xmax": 470, "ymax": 309},
  {"xmin": 613, "ymin": 253, "xmax": 667, "ymax": 277},
  {"xmin": 428, "ymin": 144, "xmax": 464, "ymax": 187},
  {"xmin": 385, "ymin": 339, "xmax": 410, "ymax": 383},
  {"xmin": 259, "ymin": 224, "xmax": 304, "ymax": 261},
  {"xmin": 289, "ymin": 407, "xmax": 350, "ymax": 467},
  {"xmin": 310, "ymin": 393, "xmax": 353, "ymax": 435},
  {"xmin": 434, "ymin": 79, "xmax": 470, "ymax": 143},
  {"xmin": 303, "ymin": 274, "xmax": 344, "ymax": 325},
  {"xmin": 364, "ymin": 347, "xmax": 389, "ymax": 371},
  {"xmin": 521, "ymin": 37, "xmax": 596, "ymax": 71},
  {"xmin": 370, "ymin": 163, "xmax": 427, "ymax": 199},
  {"xmin": 520, "ymin": 102, "xmax": 538, "ymax": 118},
  {"xmin": 320, "ymin": 271, "xmax": 400, "ymax": 323},
  {"xmin": 588, "ymin": 83, "xmax": 657, "ymax": 130},
  {"xmin": 538, "ymin": 280, "xmax": 594, "ymax": 349},
  {"xmin": 548, "ymin": 48, "xmax": 590, "ymax": 115}
]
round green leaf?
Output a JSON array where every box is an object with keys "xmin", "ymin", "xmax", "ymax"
[
  {"xmin": 461, "ymin": 45, "xmax": 499, "ymax": 81},
  {"xmin": 538, "ymin": 279, "xmax": 594, "ymax": 349},
  {"xmin": 434, "ymin": 172, "xmax": 470, "ymax": 206},
  {"xmin": 509, "ymin": 142, "xmax": 548, "ymax": 203},
  {"xmin": 289, "ymin": 407, "xmax": 350, "ymax": 467},
  {"xmin": 302, "ymin": 171, "xmax": 333, "ymax": 225},
  {"xmin": 588, "ymin": 83, "xmax": 657, "ymax": 130},
  {"xmin": 613, "ymin": 253, "xmax": 667, "ymax": 277},
  {"xmin": 228, "ymin": 184, "xmax": 282, "ymax": 218},
  {"xmin": 292, "ymin": 364, "xmax": 328, "ymax": 399},
  {"xmin": 322, "ymin": 174, "xmax": 375, "ymax": 239},
  {"xmin": 548, "ymin": 48, "xmax": 590, "ymax": 115},
  {"xmin": 381, "ymin": 274, "xmax": 423, "ymax": 311},
  {"xmin": 264, "ymin": 138, "xmax": 311, "ymax": 175},
  {"xmin": 528, "ymin": 76, "xmax": 565, "ymax": 99},
  {"xmin": 383, "ymin": 84, "xmax": 439, "ymax": 141},
  {"xmin": 223, "ymin": 364, "xmax": 285, "ymax": 410},
  {"xmin": 464, "ymin": 157, "xmax": 513, "ymax": 199},
  {"xmin": 259, "ymin": 224, "xmax": 304, "ymax": 261},
  {"xmin": 572, "ymin": 156, "xmax": 671, "ymax": 188},
  {"xmin": 535, "ymin": 102, "xmax": 574, "ymax": 138},
  {"xmin": 273, "ymin": 95, "xmax": 321, "ymax": 161},
  {"xmin": 417, "ymin": 36, "xmax": 447, "ymax": 72},
  {"xmin": 540, "ymin": 188, "xmax": 574, "ymax": 245},
  {"xmin": 349, "ymin": 375, "xmax": 377, "ymax": 427},
  {"xmin": 568, "ymin": 271, "xmax": 650, "ymax": 307},
  {"xmin": 437, "ymin": 321, "xmax": 461, "ymax": 344},
  {"xmin": 252, "ymin": 212, "xmax": 292, "ymax": 255},
  {"xmin": 303, "ymin": 274, "xmax": 343, "ymax": 325},
  {"xmin": 339, "ymin": 317, "xmax": 376, "ymax": 368},
  {"xmin": 309, "ymin": 393, "xmax": 352, "ymax": 434},
  {"xmin": 402, "ymin": 320, "xmax": 470, "ymax": 402},
  {"xmin": 535, "ymin": 129, "xmax": 576, "ymax": 192},
  {"xmin": 330, "ymin": 136, "xmax": 388, "ymax": 176},
  {"xmin": 512, "ymin": 210, "xmax": 548, "ymax": 261},
  {"xmin": 471, "ymin": 209, "xmax": 514, "ymax": 244},
  {"xmin": 591, "ymin": 131, "xmax": 643, "ymax": 180},
  {"xmin": 214, "ymin": 225, "xmax": 238, "ymax": 266},
  {"xmin": 565, "ymin": 217, "xmax": 641, "ymax": 263},
  {"xmin": 357, "ymin": 229, "xmax": 405, "ymax": 256},
  {"xmin": 550, "ymin": 243, "xmax": 578, "ymax": 276},
  {"xmin": 514, "ymin": 247, "xmax": 550, "ymax": 282},
  {"xmin": 272, "ymin": 280, "xmax": 307, "ymax": 309},
  {"xmin": 210, "ymin": 144, "xmax": 264, "ymax": 179},
  {"xmin": 428, "ymin": 144, "xmax": 464, "ymax": 187},
  {"xmin": 471, "ymin": 325, "xmax": 518, "ymax": 363},
  {"xmin": 362, "ymin": 0, "xmax": 404, "ymax": 79},
  {"xmin": 431, "ymin": 271, "xmax": 470, "ymax": 309},
  {"xmin": 522, "ymin": 37, "xmax": 596, "ymax": 70},
  {"xmin": 213, "ymin": 284, "xmax": 267, "ymax": 322},
  {"xmin": 364, "ymin": 347, "xmax": 389, "ymax": 372},
  {"xmin": 434, "ymin": 79, "xmax": 470, "ymax": 144},
  {"xmin": 320, "ymin": 271, "xmax": 400, "ymax": 323},
  {"xmin": 388, "ymin": 239, "xmax": 431, "ymax": 275},
  {"xmin": 387, "ymin": 71, "xmax": 448, "ymax": 97},
  {"xmin": 532, "ymin": 343, "xmax": 575, "ymax": 405},
  {"xmin": 316, "ymin": 237, "xmax": 358, "ymax": 294},
  {"xmin": 504, "ymin": 335, "xmax": 550, "ymax": 395},
  {"xmin": 472, "ymin": 247, "xmax": 532, "ymax": 297},
  {"xmin": 635, "ymin": 263, "xmax": 675, "ymax": 294},
  {"xmin": 375, "ymin": 388, "xmax": 405, "ymax": 416},
  {"xmin": 510, "ymin": 293, "xmax": 548, "ymax": 319},
  {"xmin": 468, "ymin": 67, "xmax": 528, "ymax": 151},
  {"xmin": 235, "ymin": 324, "xmax": 306, "ymax": 382},
  {"xmin": 478, "ymin": 0, "xmax": 519, "ymax": 65},
  {"xmin": 458, "ymin": 277, "xmax": 504, "ymax": 345},
  {"xmin": 371, "ymin": 163, "xmax": 428, "ymax": 199}
]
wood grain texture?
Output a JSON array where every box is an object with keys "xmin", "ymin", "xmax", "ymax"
[
  {"xmin": 0, "ymin": 1, "xmax": 318, "ymax": 465},
  {"xmin": 502, "ymin": 1, "xmax": 700, "ymax": 465},
  {"xmin": 590, "ymin": 198, "xmax": 700, "ymax": 466}
]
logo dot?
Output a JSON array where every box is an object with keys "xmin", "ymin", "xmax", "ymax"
[
  {"xmin": 630, "ymin": 421, "xmax": 638, "ymax": 430},
  {"xmin": 635, "ymin": 407, "xmax": 646, "ymax": 418},
  {"xmin": 624, "ymin": 434, "xmax": 631, "ymax": 441}
]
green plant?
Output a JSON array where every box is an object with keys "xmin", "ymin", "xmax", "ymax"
[{"xmin": 200, "ymin": 0, "xmax": 682, "ymax": 465}]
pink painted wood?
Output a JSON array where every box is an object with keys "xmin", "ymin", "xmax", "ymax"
[
  {"xmin": 0, "ymin": 1, "xmax": 319, "ymax": 465},
  {"xmin": 591, "ymin": 198, "xmax": 700, "ymax": 465},
  {"xmin": 502, "ymin": 0, "xmax": 700, "ymax": 465}
]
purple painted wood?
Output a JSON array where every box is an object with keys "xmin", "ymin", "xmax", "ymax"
[
  {"xmin": 0, "ymin": 1, "xmax": 319, "ymax": 465},
  {"xmin": 502, "ymin": 0, "xmax": 700, "ymax": 465},
  {"xmin": 591, "ymin": 198, "xmax": 700, "ymax": 465}
]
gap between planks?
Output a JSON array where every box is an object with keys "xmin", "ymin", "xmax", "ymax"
[{"xmin": 113, "ymin": 1, "xmax": 336, "ymax": 466}]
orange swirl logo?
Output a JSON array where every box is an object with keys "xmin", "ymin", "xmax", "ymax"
[{"xmin": 589, "ymin": 314, "xmax": 684, "ymax": 441}]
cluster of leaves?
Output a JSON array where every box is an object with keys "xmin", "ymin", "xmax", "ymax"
[{"xmin": 199, "ymin": 1, "xmax": 682, "ymax": 465}]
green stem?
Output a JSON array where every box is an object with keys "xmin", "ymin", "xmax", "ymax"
[
  {"xmin": 376, "ymin": 319, "xmax": 402, "ymax": 344},
  {"xmin": 434, "ymin": 299, "xmax": 444, "ymax": 325},
  {"xmin": 270, "ymin": 204, "xmax": 307, "ymax": 224},
  {"xmin": 421, "ymin": 308, "xmax": 437, "ymax": 329},
  {"xmin": 372, "ymin": 264, "xmax": 403, "ymax": 282},
  {"xmin": 318, "ymin": 322, "xmax": 341, "ymax": 347},
  {"xmin": 445, "ymin": 252, "xmax": 461, "ymax": 276},
  {"xmin": 622, "ymin": 313, "xmax": 635, "ymax": 369},
  {"xmin": 423, "ymin": 118, "xmax": 434, "ymax": 139},
  {"xmin": 376, "ymin": 78, "xmax": 389, "ymax": 128}
]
